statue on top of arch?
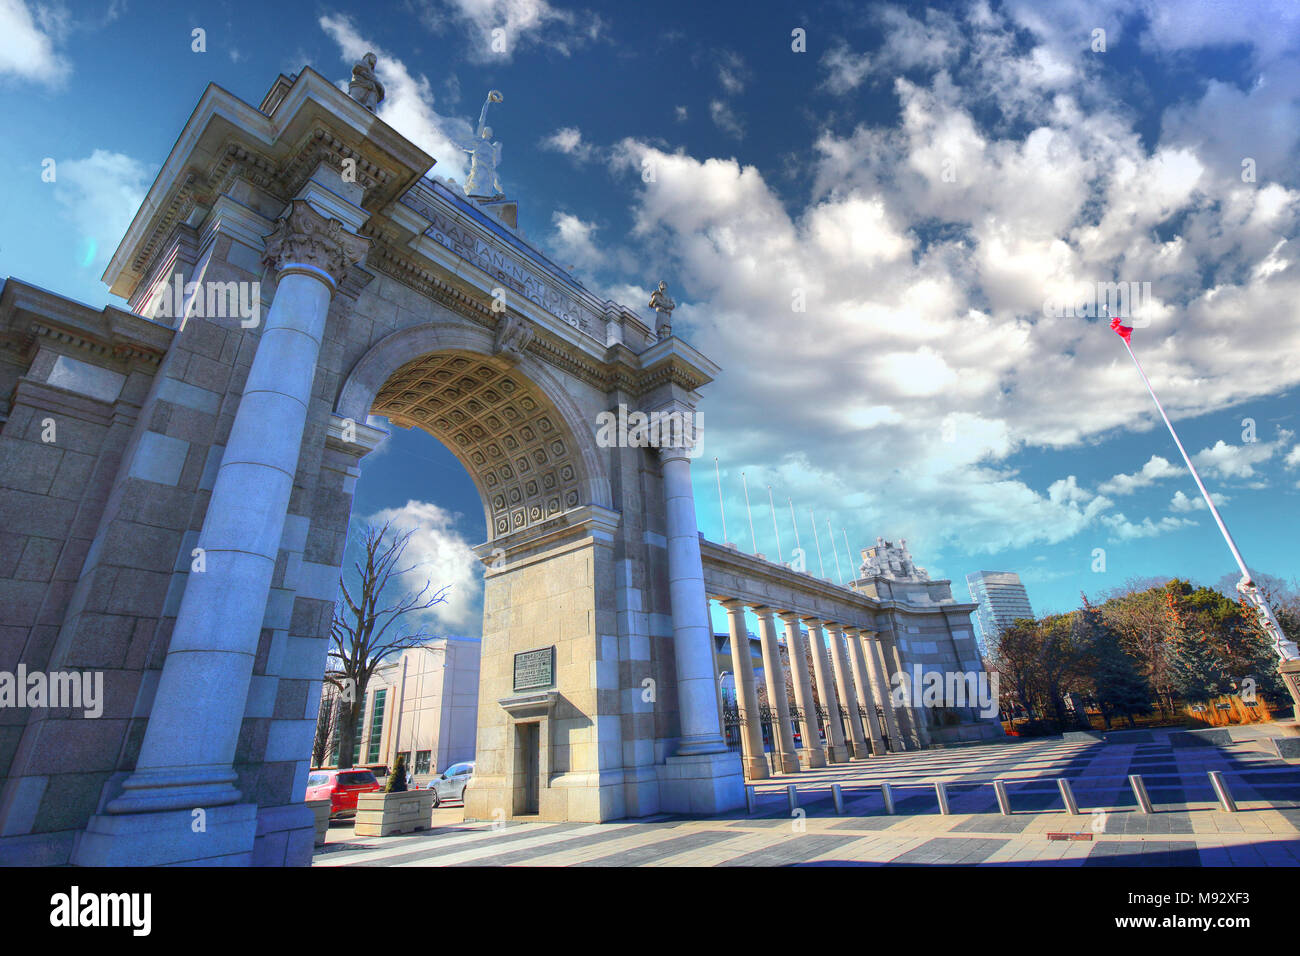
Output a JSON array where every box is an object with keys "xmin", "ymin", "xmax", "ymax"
[
  {"xmin": 347, "ymin": 52, "xmax": 385, "ymax": 112},
  {"xmin": 455, "ymin": 89, "xmax": 506, "ymax": 199}
]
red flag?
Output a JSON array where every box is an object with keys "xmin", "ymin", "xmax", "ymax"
[{"xmin": 1109, "ymin": 316, "xmax": 1133, "ymax": 343}]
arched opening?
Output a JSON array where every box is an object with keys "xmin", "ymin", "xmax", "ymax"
[{"xmin": 331, "ymin": 334, "xmax": 618, "ymax": 822}]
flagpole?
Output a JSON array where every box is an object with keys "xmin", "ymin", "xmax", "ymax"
[
  {"xmin": 767, "ymin": 485, "xmax": 783, "ymax": 564},
  {"xmin": 1113, "ymin": 321, "xmax": 1297, "ymax": 665},
  {"xmin": 714, "ymin": 457, "xmax": 728, "ymax": 547},
  {"xmin": 827, "ymin": 518, "xmax": 844, "ymax": 585},
  {"xmin": 741, "ymin": 471, "xmax": 758, "ymax": 556},
  {"xmin": 809, "ymin": 509, "xmax": 826, "ymax": 579}
]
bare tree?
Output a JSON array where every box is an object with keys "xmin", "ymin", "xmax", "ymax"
[{"xmin": 328, "ymin": 521, "xmax": 450, "ymax": 769}]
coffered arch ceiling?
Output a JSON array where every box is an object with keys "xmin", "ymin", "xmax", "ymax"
[{"xmin": 372, "ymin": 350, "xmax": 585, "ymax": 539}]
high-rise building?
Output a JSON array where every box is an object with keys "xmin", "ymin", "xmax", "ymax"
[{"xmin": 965, "ymin": 571, "xmax": 1034, "ymax": 653}]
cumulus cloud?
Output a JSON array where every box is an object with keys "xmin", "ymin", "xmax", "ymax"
[
  {"xmin": 1098, "ymin": 456, "xmax": 1182, "ymax": 496},
  {"xmin": 588, "ymin": 1, "xmax": 1300, "ymax": 563},
  {"xmin": 415, "ymin": 0, "xmax": 602, "ymax": 62},
  {"xmin": 52, "ymin": 150, "xmax": 154, "ymax": 272},
  {"xmin": 365, "ymin": 500, "xmax": 483, "ymax": 633},
  {"xmin": 0, "ymin": 0, "xmax": 70, "ymax": 85},
  {"xmin": 1192, "ymin": 430, "xmax": 1291, "ymax": 480},
  {"xmin": 320, "ymin": 14, "xmax": 474, "ymax": 183},
  {"xmin": 548, "ymin": 211, "xmax": 603, "ymax": 271},
  {"xmin": 539, "ymin": 126, "xmax": 597, "ymax": 162},
  {"xmin": 1169, "ymin": 489, "xmax": 1230, "ymax": 513},
  {"xmin": 1101, "ymin": 513, "xmax": 1196, "ymax": 541}
]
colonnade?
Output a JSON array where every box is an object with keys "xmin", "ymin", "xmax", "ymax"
[{"xmin": 711, "ymin": 598, "xmax": 929, "ymax": 779}]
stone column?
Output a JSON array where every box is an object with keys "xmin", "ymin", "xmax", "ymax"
[
  {"xmin": 825, "ymin": 622, "xmax": 870, "ymax": 759},
  {"xmin": 111, "ymin": 200, "xmax": 367, "ymax": 817},
  {"xmin": 659, "ymin": 446, "xmax": 731, "ymax": 756},
  {"xmin": 655, "ymin": 443, "xmax": 744, "ymax": 815},
  {"xmin": 754, "ymin": 606, "xmax": 799, "ymax": 774},
  {"xmin": 779, "ymin": 611, "xmax": 826, "ymax": 768},
  {"xmin": 845, "ymin": 625, "xmax": 886, "ymax": 755},
  {"xmin": 865, "ymin": 630, "xmax": 905, "ymax": 751},
  {"xmin": 803, "ymin": 617, "xmax": 849, "ymax": 763},
  {"xmin": 722, "ymin": 599, "xmax": 769, "ymax": 780}
]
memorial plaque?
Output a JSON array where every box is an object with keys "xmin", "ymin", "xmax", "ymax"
[{"xmin": 513, "ymin": 646, "xmax": 555, "ymax": 691}]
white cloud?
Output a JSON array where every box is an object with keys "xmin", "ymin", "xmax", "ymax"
[
  {"xmin": 1170, "ymin": 490, "xmax": 1229, "ymax": 512},
  {"xmin": 365, "ymin": 500, "xmax": 483, "ymax": 633},
  {"xmin": 709, "ymin": 99, "xmax": 744, "ymax": 139},
  {"xmin": 1285, "ymin": 445, "xmax": 1300, "ymax": 469},
  {"xmin": 586, "ymin": 1, "xmax": 1300, "ymax": 562},
  {"xmin": 0, "ymin": 0, "xmax": 70, "ymax": 85},
  {"xmin": 716, "ymin": 50, "xmax": 749, "ymax": 95},
  {"xmin": 320, "ymin": 14, "xmax": 473, "ymax": 184},
  {"xmin": 539, "ymin": 126, "xmax": 596, "ymax": 162},
  {"xmin": 416, "ymin": 0, "xmax": 601, "ymax": 62},
  {"xmin": 1101, "ymin": 512, "xmax": 1196, "ymax": 541},
  {"xmin": 821, "ymin": 43, "xmax": 873, "ymax": 95},
  {"xmin": 674, "ymin": 105, "xmax": 688, "ymax": 122},
  {"xmin": 548, "ymin": 211, "xmax": 602, "ymax": 271},
  {"xmin": 1192, "ymin": 435, "xmax": 1286, "ymax": 479},
  {"xmin": 1097, "ymin": 455, "xmax": 1181, "ymax": 495},
  {"xmin": 52, "ymin": 150, "xmax": 154, "ymax": 272}
]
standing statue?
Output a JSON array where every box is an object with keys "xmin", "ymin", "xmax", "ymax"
[
  {"xmin": 648, "ymin": 280, "xmax": 676, "ymax": 340},
  {"xmin": 456, "ymin": 90, "xmax": 505, "ymax": 199},
  {"xmin": 347, "ymin": 52, "xmax": 385, "ymax": 111}
]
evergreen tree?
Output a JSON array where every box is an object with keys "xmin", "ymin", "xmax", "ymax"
[
  {"xmin": 1078, "ymin": 596, "xmax": 1151, "ymax": 728},
  {"xmin": 1166, "ymin": 587, "xmax": 1229, "ymax": 705},
  {"xmin": 385, "ymin": 753, "xmax": 409, "ymax": 793}
]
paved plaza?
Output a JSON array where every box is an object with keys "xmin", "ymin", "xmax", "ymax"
[{"xmin": 315, "ymin": 731, "xmax": 1300, "ymax": 866}]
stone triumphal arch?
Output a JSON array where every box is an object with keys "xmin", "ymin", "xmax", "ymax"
[{"xmin": 0, "ymin": 62, "xmax": 996, "ymax": 866}]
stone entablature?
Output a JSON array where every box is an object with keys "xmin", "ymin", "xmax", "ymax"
[{"xmin": 700, "ymin": 537, "xmax": 975, "ymax": 629}]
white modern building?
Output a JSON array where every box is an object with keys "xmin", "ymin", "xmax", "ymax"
[
  {"xmin": 324, "ymin": 637, "xmax": 481, "ymax": 785},
  {"xmin": 965, "ymin": 571, "xmax": 1034, "ymax": 653}
]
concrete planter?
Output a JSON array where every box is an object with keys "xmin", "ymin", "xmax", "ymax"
[
  {"xmin": 305, "ymin": 799, "xmax": 331, "ymax": 846},
  {"xmin": 354, "ymin": 790, "xmax": 436, "ymax": 837}
]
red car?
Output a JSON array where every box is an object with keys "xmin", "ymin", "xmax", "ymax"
[{"xmin": 305, "ymin": 768, "xmax": 381, "ymax": 818}]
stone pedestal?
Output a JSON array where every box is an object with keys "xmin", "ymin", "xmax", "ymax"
[
  {"xmin": 72, "ymin": 804, "xmax": 259, "ymax": 867},
  {"xmin": 657, "ymin": 752, "xmax": 745, "ymax": 815}
]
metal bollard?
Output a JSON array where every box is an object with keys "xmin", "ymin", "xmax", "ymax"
[
  {"xmin": 745, "ymin": 785, "xmax": 756, "ymax": 814},
  {"xmin": 832, "ymin": 783, "xmax": 844, "ymax": 815},
  {"xmin": 1129, "ymin": 774, "xmax": 1154, "ymax": 814},
  {"xmin": 787, "ymin": 784, "xmax": 799, "ymax": 813},
  {"xmin": 935, "ymin": 780, "xmax": 951, "ymax": 815},
  {"xmin": 1057, "ymin": 778, "xmax": 1080, "ymax": 815},
  {"xmin": 881, "ymin": 781, "xmax": 896, "ymax": 815},
  {"xmin": 993, "ymin": 779, "xmax": 1012, "ymax": 816},
  {"xmin": 1208, "ymin": 771, "xmax": 1238, "ymax": 813}
]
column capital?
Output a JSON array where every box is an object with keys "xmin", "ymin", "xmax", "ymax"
[
  {"xmin": 718, "ymin": 597, "xmax": 747, "ymax": 612},
  {"xmin": 262, "ymin": 198, "xmax": 370, "ymax": 289},
  {"xmin": 749, "ymin": 604, "xmax": 778, "ymax": 621},
  {"xmin": 799, "ymin": 615, "xmax": 824, "ymax": 628},
  {"xmin": 776, "ymin": 609, "xmax": 802, "ymax": 623},
  {"xmin": 824, "ymin": 621, "xmax": 845, "ymax": 635}
]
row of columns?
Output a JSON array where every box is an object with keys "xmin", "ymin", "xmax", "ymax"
[{"xmin": 716, "ymin": 599, "xmax": 926, "ymax": 780}]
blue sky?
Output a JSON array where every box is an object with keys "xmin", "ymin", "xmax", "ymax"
[{"xmin": 3, "ymin": 0, "xmax": 1299, "ymax": 638}]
